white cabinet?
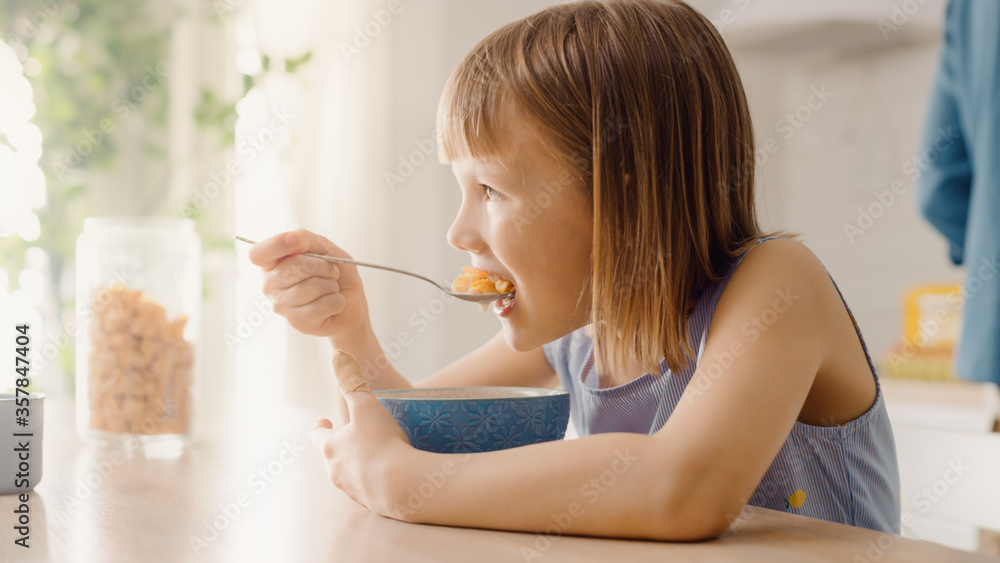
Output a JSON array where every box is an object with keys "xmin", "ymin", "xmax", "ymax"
[{"xmin": 883, "ymin": 378, "xmax": 1000, "ymax": 552}]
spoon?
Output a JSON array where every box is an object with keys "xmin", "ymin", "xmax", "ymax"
[{"xmin": 234, "ymin": 235, "xmax": 514, "ymax": 304}]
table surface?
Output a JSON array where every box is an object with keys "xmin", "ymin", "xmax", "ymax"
[{"xmin": 0, "ymin": 396, "xmax": 992, "ymax": 563}]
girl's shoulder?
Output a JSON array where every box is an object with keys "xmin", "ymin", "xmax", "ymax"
[
  {"xmin": 711, "ymin": 237, "xmax": 842, "ymax": 352},
  {"xmin": 715, "ymin": 238, "xmax": 880, "ymax": 428},
  {"xmin": 726, "ymin": 237, "xmax": 831, "ymax": 297}
]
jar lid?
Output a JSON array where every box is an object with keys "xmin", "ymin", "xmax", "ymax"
[{"xmin": 82, "ymin": 217, "xmax": 197, "ymax": 238}]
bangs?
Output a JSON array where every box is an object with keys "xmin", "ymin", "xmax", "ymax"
[{"xmin": 436, "ymin": 33, "xmax": 518, "ymax": 165}]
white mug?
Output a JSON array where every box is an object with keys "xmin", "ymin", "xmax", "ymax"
[{"xmin": 0, "ymin": 392, "xmax": 44, "ymax": 495}]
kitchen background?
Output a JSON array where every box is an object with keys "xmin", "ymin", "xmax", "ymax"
[{"xmin": 1, "ymin": 0, "xmax": 996, "ymax": 554}]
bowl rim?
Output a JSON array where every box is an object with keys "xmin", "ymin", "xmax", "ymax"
[
  {"xmin": 373, "ymin": 386, "xmax": 568, "ymax": 401},
  {"xmin": 0, "ymin": 392, "xmax": 46, "ymax": 401}
]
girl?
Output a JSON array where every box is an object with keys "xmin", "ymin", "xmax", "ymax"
[{"xmin": 249, "ymin": 0, "xmax": 900, "ymax": 541}]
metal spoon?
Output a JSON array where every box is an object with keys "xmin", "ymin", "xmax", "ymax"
[{"xmin": 234, "ymin": 235, "xmax": 514, "ymax": 304}]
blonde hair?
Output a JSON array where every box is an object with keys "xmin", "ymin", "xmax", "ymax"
[{"xmin": 438, "ymin": 0, "xmax": 773, "ymax": 379}]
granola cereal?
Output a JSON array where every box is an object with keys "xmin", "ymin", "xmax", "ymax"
[
  {"xmin": 86, "ymin": 286, "xmax": 193, "ymax": 435},
  {"xmin": 452, "ymin": 266, "xmax": 515, "ymax": 294}
]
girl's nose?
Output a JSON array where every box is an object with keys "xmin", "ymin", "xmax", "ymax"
[{"xmin": 447, "ymin": 197, "xmax": 484, "ymax": 252}]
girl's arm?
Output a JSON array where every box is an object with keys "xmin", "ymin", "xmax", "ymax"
[
  {"xmin": 332, "ymin": 328, "xmax": 557, "ymax": 391},
  {"xmin": 416, "ymin": 330, "xmax": 559, "ymax": 389},
  {"xmin": 328, "ymin": 326, "xmax": 557, "ymax": 424},
  {"xmin": 382, "ymin": 240, "xmax": 835, "ymax": 540}
]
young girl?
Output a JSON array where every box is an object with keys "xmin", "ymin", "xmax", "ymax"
[{"xmin": 249, "ymin": 0, "xmax": 900, "ymax": 541}]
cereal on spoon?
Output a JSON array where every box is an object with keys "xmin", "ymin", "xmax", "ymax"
[{"xmin": 452, "ymin": 267, "xmax": 515, "ymax": 311}]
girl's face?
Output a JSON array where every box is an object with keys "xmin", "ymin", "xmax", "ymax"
[{"xmin": 447, "ymin": 113, "xmax": 594, "ymax": 351}]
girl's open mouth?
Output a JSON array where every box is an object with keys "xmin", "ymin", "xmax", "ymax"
[{"xmin": 493, "ymin": 292, "xmax": 516, "ymax": 316}]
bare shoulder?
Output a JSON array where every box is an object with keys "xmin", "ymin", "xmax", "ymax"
[
  {"xmin": 734, "ymin": 238, "xmax": 830, "ymax": 288},
  {"xmin": 720, "ymin": 238, "xmax": 834, "ymax": 311},
  {"xmin": 710, "ymin": 238, "xmax": 837, "ymax": 359},
  {"xmin": 718, "ymin": 239, "xmax": 878, "ymax": 425}
]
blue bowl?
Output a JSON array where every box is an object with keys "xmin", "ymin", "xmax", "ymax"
[{"xmin": 374, "ymin": 387, "xmax": 570, "ymax": 453}]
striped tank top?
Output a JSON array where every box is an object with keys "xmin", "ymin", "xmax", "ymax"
[{"xmin": 542, "ymin": 237, "xmax": 901, "ymax": 533}]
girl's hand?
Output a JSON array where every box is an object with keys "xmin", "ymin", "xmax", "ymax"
[
  {"xmin": 248, "ymin": 229, "xmax": 370, "ymax": 340},
  {"xmin": 309, "ymin": 353, "xmax": 415, "ymax": 518}
]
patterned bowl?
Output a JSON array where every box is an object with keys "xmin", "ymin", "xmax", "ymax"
[{"xmin": 373, "ymin": 387, "xmax": 570, "ymax": 453}]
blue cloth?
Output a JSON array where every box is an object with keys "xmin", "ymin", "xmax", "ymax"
[
  {"xmin": 918, "ymin": 0, "xmax": 1000, "ymax": 384},
  {"xmin": 543, "ymin": 237, "xmax": 901, "ymax": 533}
]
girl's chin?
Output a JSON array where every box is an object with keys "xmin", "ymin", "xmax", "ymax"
[
  {"xmin": 500, "ymin": 321, "xmax": 553, "ymax": 354},
  {"xmin": 500, "ymin": 324, "xmax": 534, "ymax": 352},
  {"xmin": 499, "ymin": 303, "xmax": 583, "ymax": 351}
]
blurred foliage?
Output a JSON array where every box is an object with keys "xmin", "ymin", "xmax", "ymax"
[
  {"xmin": 0, "ymin": 1, "xmax": 235, "ymax": 391},
  {"xmin": 284, "ymin": 50, "xmax": 311, "ymax": 73},
  {"xmin": 0, "ymin": 0, "xmax": 175, "ymax": 275},
  {"xmin": 194, "ymin": 88, "xmax": 238, "ymax": 135},
  {"xmin": 0, "ymin": 1, "xmax": 313, "ymax": 387}
]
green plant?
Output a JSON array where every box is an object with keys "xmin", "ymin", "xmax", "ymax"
[
  {"xmin": 1, "ymin": 1, "xmax": 311, "ymax": 390},
  {"xmin": 1, "ymin": 1, "xmax": 174, "ymax": 300},
  {"xmin": 0, "ymin": 1, "xmax": 223, "ymax": 391}
]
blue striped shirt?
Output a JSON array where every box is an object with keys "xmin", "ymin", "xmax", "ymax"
[{"xmin": 543, "ymin": 237, "xmax": 901, "ymax": 533}]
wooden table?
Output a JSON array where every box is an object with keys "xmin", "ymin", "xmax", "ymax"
[{"xmin": 0, "ymin": 396, "xmax": 991, "ymax": 563}]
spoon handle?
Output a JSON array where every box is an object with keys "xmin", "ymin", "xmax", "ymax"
[{"xmin": 233, "ymin": 236, "xmax": 449, "ymax": 292}]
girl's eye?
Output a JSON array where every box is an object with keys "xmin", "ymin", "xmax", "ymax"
[{"xmin": 480, "ymin": 184, "xmax": 503, "ymax": 202}]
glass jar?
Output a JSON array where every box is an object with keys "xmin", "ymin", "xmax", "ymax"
[{"xmin": 75, "ymin": 217, "xmax": 201, "ymax": 447}]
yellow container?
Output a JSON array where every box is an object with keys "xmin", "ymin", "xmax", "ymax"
[{"xmin": 903, "ymin": 284, "xmax": 962, "ymax": 350}]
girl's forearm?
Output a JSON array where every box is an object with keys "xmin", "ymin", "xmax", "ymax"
[{"xmin": 392, "ymin": 432, "xmax": 710, "ymax": 541}]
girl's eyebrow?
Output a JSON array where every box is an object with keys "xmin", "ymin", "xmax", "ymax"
[
  {"xmin": 471, "ymin": 166, "xmax": 510, "ymax": 187},
  {"xmin": 458, "ymin": 157, "xmax": 529, "ymax": 193}
]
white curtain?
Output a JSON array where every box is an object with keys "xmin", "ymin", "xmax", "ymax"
[
  {"xmin": 233, "ymin": 0, "xmax": 395, "ymax": 412},
  {"xmin": 233, "ymin": 1, "xmax": 567, "ymax": 414}
]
